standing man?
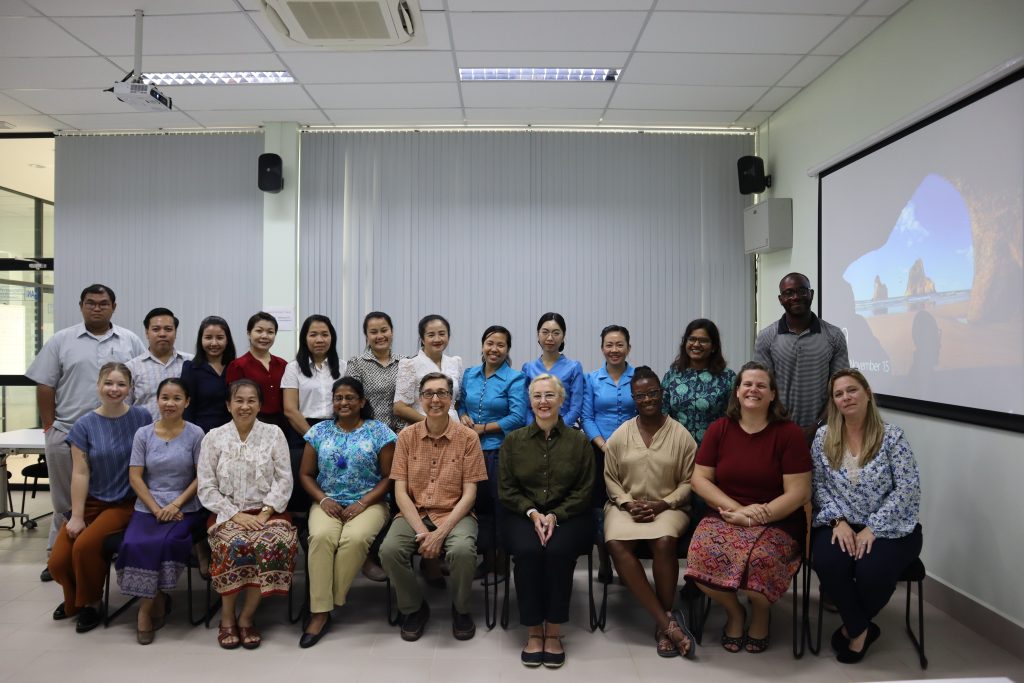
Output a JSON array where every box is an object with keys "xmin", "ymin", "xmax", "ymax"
[
  {"xmin": 754, "ymin": 272, "xmax": 849, "ymax": 442},
  {"xmin": 126, "ymin": 307, "xmax": 193, "ymax": 419},
  {"xmin": 380, "ymin": 372, "xmax": 487, "ymax": 642},
  {"xmin": 25, "ymin": 284, "xmax": 145, "ymax": 581}
]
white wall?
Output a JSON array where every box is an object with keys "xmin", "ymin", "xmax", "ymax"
[{"xmin": 758, "ymin": 0, "xmax": 1024, "ymax": 625}]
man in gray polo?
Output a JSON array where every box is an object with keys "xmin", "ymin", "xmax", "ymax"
[
  {"xmin": 753, "ymin": 272, "xmax": 849, "ymax": 442},
  {"xmin": 25, "ymin": 284, "xmax": 145, "ymax": 581},
  {"xmin": 126, "ymin": 307, "xmax": 193, "ymax": 419}
]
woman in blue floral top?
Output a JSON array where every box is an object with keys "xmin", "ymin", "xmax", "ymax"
[
  {"xmin": 661, "ymin": 319, "xmax": 735, "ymax": 446},
  {"xmin": 811, "ymin": 368, "xmax": 921, "ymax": 664},
  {"xmin": 297, "ymin": 377, "xmax": 397, "ymax": 648}
]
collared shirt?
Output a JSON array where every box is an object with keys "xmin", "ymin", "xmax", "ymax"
[
  {"xmin": 126, "ymin": 348, "xmax": 194, "ymax": 420},
  {"xmin": 282, "ymin": 358, "xmax": 343, "ymax": 419},
  {"xmin": 130, "ymin": 422, "xmax": 205, "ymax": 513},
  {"xmin": 390, "ymin": 419, "xmax": 486, "ymax": 526},
  {"xmin": 811, "ymin": 423, "xmax": 921, "ymax": 539},
  {"xmin": 753, "ymin": 313, "xmax": 849, "ymax": 431},
  {"xmin": 521, "ymin": 355, "xmax": 585, "ymax": 427},
  {"xmin": 197, "ymin": 419, "xmax": 293, "ymax": 527},
  {"xmin": 225, "ymin": 352, "xmax": 288, "ymax": 417},
  {"xmin": 498, "ymin": 418, "xmax": 593, "ymax": 521},
  {"xmin": 26, "ymin": 322, "xmax": 146, "ymax": 432},
  {"xmin": 66, "ymin": 406, "xmax": 152, "ymax": 502},
  {"xmin": 345, "ymin": 348, "xmax": 407, "ymax": 433},
  {"xmin": 181, "ymin": 360, "xmax": 230, "ymax": 433},
  {"xmin": 582, "ymin": 363, "xmax": 638, "ymax": 441},
  {"xmin": 393, "ymin": 350, "xmax": 463, "ymax": 422},
  {"xmin": 457, "ymin": 362, "xmax": 527, "ymax": 450}
]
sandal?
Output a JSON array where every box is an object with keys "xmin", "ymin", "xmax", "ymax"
[
  {"xmin": 721, "ymin": 631, "xmax": 746, "ymax": 653},
  {"xmin": 745, "ymin": 612, "xmax": 771, "ymax": 654},
  {"xmin": 217, "ymin": 624, "xmax": 240, "ymax": 650},
  {"xmin": 665, "ymin": 610, "xmax": 697, "ymax": 660},
  {"xmin": 655, "ymin": 626, "xmax": 679, "ymax": 658},
  {"xmin": 239, "ymin": 624, "xmax": 262, "ymax": 650}
]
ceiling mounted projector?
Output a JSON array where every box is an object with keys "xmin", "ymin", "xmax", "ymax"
[{"xmin": 106, "ymin": 9, "xmax": 173, "ymax": 112}]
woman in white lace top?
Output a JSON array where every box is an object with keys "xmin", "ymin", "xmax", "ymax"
[{"xmin": 392, "ymin": 314, "xmax": 463, "ymax": 424}]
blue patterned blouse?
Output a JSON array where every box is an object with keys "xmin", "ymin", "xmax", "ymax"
[
  {"xmin": 660, "ymin": 367, "xmax": 736, "ymax": 447},
  {"xmin": 304, "ymin": 419, "xmax": 397, "ymax": 506},
  {"xmin": 811, "ymin": 422, "xmax": 921, "ymax": 538}
]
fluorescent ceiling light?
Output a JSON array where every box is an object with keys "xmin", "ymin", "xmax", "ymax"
[
  {"xmin": 459, "ymin": 68, "xmax": 619, "ymax": 82},
  {"xmin": 142, "ymin": 71, "xmax": 295, "ymax": 86}
]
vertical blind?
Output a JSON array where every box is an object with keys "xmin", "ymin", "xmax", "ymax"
[
  {"xmin": 54, "ymin": 133, "xmax": 264, "ymax": 345},
  {"xmin": 300, "ymin": 130, "xmax": 754, "ymax": 375}
]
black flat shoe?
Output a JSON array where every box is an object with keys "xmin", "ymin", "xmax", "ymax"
[
  {"xmin": 521, "ymin": 634, "xmax": 545, "ymax": 667},
  {"xmin": 837, "ymin": 623, "xmax": 880, "ymax": 664},
  {"xmin": 831, "ymin": 626, "xmax": 849, "ymax": 654},
  {"xmin": 40, "ymin": 567, "xmax": 53, "ymax": 582},
  {"xmin": 542, "ymin": 635, "xmax": 566, "ymax": 669},
  {"xmin": 75, "ymin": 606, "xmax": 102, "ymax": 633},
  {"xmin": 299, "ymin": 615, "xmax": 331, "ymax": 649},
  {"xmin": 53, "ymin": 602, "xmax": 70, "ymax": 620}
]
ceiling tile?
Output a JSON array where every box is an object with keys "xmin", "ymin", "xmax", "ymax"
[
  {"xmin": 735, "ymin": 111, "xmax": 771, "ymax": 126},
  {"xmin": 110, "ymin": 53, "xmax": 287, "ymax": 74},
  {"xmin": 601, "ymin": 109, "xmax": 743, "ymax": 126},
  {"xmin": 657, "ymin": 0, "xmax": 860, "ymax": 13},
  {"xmin": 449, "ymin": 0, "xmax": 653, "ymax": 9},
  {"xmin": 251, "ymin": 10, "xmax": 452, "ymax": 52},
  {"xmin": 187, "ymin": 109, "xmax": 329, "ymax": 126},
  {"xmin": 0, "ymin": 17, "xmax": 95, "ymax": 57},
  {"xmin": 307, "ymin": 83, "xmax": 461, "ymax": 109},
  {"xmin": 53, "ymin": 13, "xmax": 271, "ymax": 55},
  {"xmin": 0, "ymin": 57, "xmax": 125, "ymax": 89},
  {"xmin": 30, "ymin": 1, "xmax": 240, "ymax": 16},
  {"xmin": 856, "ymin": 0, "xmax": 911, "ymax": 15},
  {"xmin": 638, "ymin": 12, "xmax": 844, "ymax": 53},
  {"xmin": 420, "ymin": 0, "xmax": 446, "ymax": 9},
  {"xmin": 623, "ymin": 53, "xmax": 800, "ymax": 86},
  {"xmin": 53, "ymin": 110, "xmax": 197, "ymax": 130},
  {"xmin": 283, "ymin": 51, "xmax": 455, "ymax": 84},
  {"xmin": 461, "ymin": 82, "xmax": 613, "ymax": 109},
  {"xmin": 322, "ymin": 108, "xmax": 465, "ymax": 125},
  {"xmin": 751, "ymin": 86, "xmax": 800, "ymax": 109},
  {"xmin": 0, "ymin": 113, "xmax": 67, "ymax": 131},
  {"xmin": 449, "ymin": 12, "xmax": 646, "ymax": 52},
  {"xmin": 776, "ymin": 55, "xmax": 837, "ymax": 86},
  {"xmin": 0, "ymin": 92, "xmax": 46, "ymax": 115},
  {"xmin": 812, "ymin": 16, "xmax": 886, "ymax": 55},
  {"xmin": 456, "ymin": 51, "xmax": 629, "ymax": 68},
  {"xmin": 465, "ymin": 108, "xmax": 603, "ymax": 125},
  {"xmin": 160, "ymin": 84, "xmax": 316, "ymax": 110},
  {"xmin": 0, "ymin": 1, "xmax": 40, "ymax": 16},
  {"xmin": 611, "ymin": 83, "xmax": 767, "ymax": 110},
  {"xmin": 7, "ymin": 88, "xmax": 136, "ymax": 114}
]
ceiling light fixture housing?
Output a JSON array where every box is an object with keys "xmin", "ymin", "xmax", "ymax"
[
  {"xmin": 143, "ymin": 71, "xmax": 295, "ymax": 86},
  {"xmin": 459, "ymin": 68, "xmax": 620, "ymax": 82},
  {"xmin": 261, "ymin": 0, "xmax": 425, "ymax": 48}
]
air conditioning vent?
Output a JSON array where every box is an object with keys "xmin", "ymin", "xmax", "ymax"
[{"xmin": 262, "ymin": 0, "xmax": 424, "ymax": 48}]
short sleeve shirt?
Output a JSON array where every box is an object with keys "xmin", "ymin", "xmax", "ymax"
[
  {"xmin": 129, "ymin": 422, "xmax": 204, "ymax": 512},
  {"xmin": 305, "ymin": 419, "xmax": 397, "ymax": 506},
  {"xmin": 126, "ymin": 348, "xmax": 194, "ymax": 420},
  {"xmin": 393, "ymin": 351, "xmax": 463, "ymax": 422},
  {"xmin": 67, "ymin": 407, "xmax": 153, "ymax": 502},
  {"xmin": 282, "ymin": 359, "xmax": 343, "ymax": 419},
  {"xmin": 225, "ymin": 352, "xmax": 288, "ymax": 416}
]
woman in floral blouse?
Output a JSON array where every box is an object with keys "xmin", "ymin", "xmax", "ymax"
[
  {"xmin": 661, "ymin": 319, "xmax": 735, "ymax": 447},
  {"xmin": 811, "ymin": 368, "xmax": 921, "ymax": 664}
]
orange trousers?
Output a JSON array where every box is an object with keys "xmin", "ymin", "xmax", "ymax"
[{"xmin": 48, "ymin": 497, "xmax": 134, "ymax": 614}]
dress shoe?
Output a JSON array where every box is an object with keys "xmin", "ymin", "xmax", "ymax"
[
  {"xmin": 400, "ymin": 601, "xmax": 430, "ymax": 641},
  {"xmin": 53, "ymin": 602, "xmax": 70, "ymax": 620},
  {"xmin": 40, "ymin": 567, "xmax": 53, "ymax": 582},
  {"xmin": 75, "ymin": 606, "xmax": 102, "ymax": 633},
  {"xmin": 299, "ymin": 614, "xmax": 332, "ymax": 649},
  {"xmin": 837, "ymin": 623, "xmax": 880, "ymax": 664},
  {"xmin": 451, "ymin": 606, "xmax": 475, "ymax": 640}
]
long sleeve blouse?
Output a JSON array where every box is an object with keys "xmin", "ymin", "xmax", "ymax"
[
  {"xmin": 811, "ymin": 422, "xmax": 921, "ymax": 539},
  {"xmin": 582, "ymin": 363, "xmax": 637, "ymax": 441},
  {"xmin": 457, "ymin": 362, "xmax": 527, "ymax": 450},
  {"xmin": 197, "ymin": 420, "xmax": 293, "ymax": 527}
]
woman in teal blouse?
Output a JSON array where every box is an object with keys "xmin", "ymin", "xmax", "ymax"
[{"xmin": 661, "ymin": 319, "xmax": 735, "ymax": 447}]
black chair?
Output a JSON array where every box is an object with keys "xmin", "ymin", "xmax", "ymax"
[
  {"xmin": 101, "ymin": 531, "xmax": 138, "ymax": 626},
  {"xmin": 286, "ymin": 514, "xmax": 310, "ymax": 624},
  {"xmin": 806, "ymin": 556, "xmax": 927, "ymax": 669},
  {"xmin": 495, "ymin": 545, "xmax": 604, "ymax": 633},
  {"xmin": 185, "ymin": 537, "xmax": 221, "ymax": 628},
  {"xmin": 18, "ymin": 455, "xmax": 52, "ymax": 530}
]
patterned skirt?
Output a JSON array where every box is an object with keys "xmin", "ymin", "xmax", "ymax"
[
  {"xmin": 684, "ymin": 514, "xmax": 801, "ymax": 603},
  {"xmin": 116, "ymin": 510, "xmax": 207, "ymax": 598},
  {"xmin": 207, "ymin": 511, "xmax": 298, "ymax": 596}
]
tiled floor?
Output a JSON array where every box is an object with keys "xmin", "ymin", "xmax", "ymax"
[{"xmin": 1, "ymin": 492, "xmax": 1022, "ymax": 683}]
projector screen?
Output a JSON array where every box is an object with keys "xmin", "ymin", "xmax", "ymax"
[{"xmin": 819, "ymin": 69, "xmax": 1024, "ymax": 432}]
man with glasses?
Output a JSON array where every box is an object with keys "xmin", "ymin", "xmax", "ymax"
[
  {"xmin": 754, "ymin": 272, "xmax": 849, "ymax": 443},
  {"xmin": 380, "ymin": 372, "xmax": 487, "ymax": 642},
  {"xmin": 26, "ymin": 284, "xmax": 145, "ymax": 581}
]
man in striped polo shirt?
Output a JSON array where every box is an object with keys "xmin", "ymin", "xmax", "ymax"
[{"xmin": 754, "ymin": 272, "xmax": 849, "ymax": 443}]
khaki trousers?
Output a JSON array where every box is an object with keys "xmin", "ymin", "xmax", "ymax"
[{"xmin": 306, "ymin": 502, "xmax": 389, "ymax": 613}]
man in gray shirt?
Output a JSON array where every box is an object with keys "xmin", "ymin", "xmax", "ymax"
[
  {"xmin": 25, "ymin": 284, "xmax": 145, "ymax": 581},
  {"xmin": 753, "ymin": 272, "xmax": 849, "ymax": 442},
  {"xmin": 126, "ymin": 307, "xmax": 193, "ymax": 419}
]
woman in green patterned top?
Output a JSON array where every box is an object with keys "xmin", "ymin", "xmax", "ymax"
[{"xmin": 661, "ymin": 319, "xmax": 735, "ymax": 447}]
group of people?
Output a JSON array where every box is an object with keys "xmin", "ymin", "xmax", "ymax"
[{"xmin": 27, "ymin": 273, "xmax": 922, "ymax": 668}]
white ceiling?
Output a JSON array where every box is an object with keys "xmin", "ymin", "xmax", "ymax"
[{"xmin": 0, "ymin": 0, "xmax": 909, "ymax": 133}]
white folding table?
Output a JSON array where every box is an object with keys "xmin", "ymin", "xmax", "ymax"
[{"xmin": 0, "ymin": 428, "xmax": 46, "ymax": 529}]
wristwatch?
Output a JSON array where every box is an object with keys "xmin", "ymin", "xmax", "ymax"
[
  {"xmin": 260, "ymin": 505, "xmax": 273, "ymax": 516},
  {"xmin": 829, "ymin": 516, "xmax": 847, "ymax": 528}
]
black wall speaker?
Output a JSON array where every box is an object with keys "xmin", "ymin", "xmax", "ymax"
[
  {"xmin": 258, "ymin": 153, "xmax": 284, "ymax": 193},
  {"xmin": 737, "ymin": 155, "xmax": 771, "ymax": 195}
]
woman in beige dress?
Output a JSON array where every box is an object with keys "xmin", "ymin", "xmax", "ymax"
[{"xmin": 604, "ymin": 366, "xmax": 697, "ymax": 659}]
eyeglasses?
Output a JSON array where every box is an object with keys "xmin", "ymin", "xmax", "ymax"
[
  {"xmin": 686, "ymin": 336, "xmax": 712, "ymax": 346},
  {"xmin": 631, "ymin": 389, "xmax": 662, "ymax": 401},
  {"xmin": 420, "ymin": 390, "xmax": 452, "ymax": 399},
  {"xmin": 530, "ymin": 392, "xmax": 558, "ymax": 401},
  {"xmin": 780, "ymin": 287, "xmax": 811, "ymax": 299},
  {"xmin": 334, "ymin": 394, "xmax": 361, "ymax": 403},
  {"xmin": 538, "ymin": 330, "xmax": 563, "ymax": 338},
  {"xmin": 82, "ymin": 301, "xmax": 112, "ymax": 309}
]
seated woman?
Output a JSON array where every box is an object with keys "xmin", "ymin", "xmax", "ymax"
[
  {"xmin": 49, "ymin": 362, "xmax": 152, "ymax": 633},
  {"xmin": 499, "ymin": 374, "xmax": 593, "ymax": 669},
  {"xmin": 116, "ymin": 378, "xmax": 206, "ymax": 644},
  {"xmin": 604, "ymin": 366, "xmax": 697, "ymax": 659},
  {"xmin": 297, "ymin": 377, "xmax": 396, "ymax": 649},
  {"xmin": 811, "ymin": 368, "xmax": 921, "ymax": 664},
  {"xmin": 198, "ymin": 379, "xmax": 297, "ymax": 650},
  {"xmin": 685, "ymin": 361, "xmax": 811, "ymax": 654}
]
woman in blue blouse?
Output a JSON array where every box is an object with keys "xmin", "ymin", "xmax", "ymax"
[
  {"xmin": 582, "ymin": 324, "xmax": 637, "ymax": 581},
  {"xmin": 181, "ymin": 316, "xmax": 237, "ymax": 433},
  {"xmin": 297, "ymin": 377, "xmax": 396, "ymax": 648},
  {"xmin": 661, "ymin": 319, "xmax": 735, "ymax": 447},
  {"xmin": 460, "ymin": 325, "xmax": 527, "ymax": 566},
  {"xmin": 521, "ymin": 313, "xmax": 584, "ymax": 427},
  {"xmin": 811, "ymin": 368, "xmax": 922, "ymax": 664}
]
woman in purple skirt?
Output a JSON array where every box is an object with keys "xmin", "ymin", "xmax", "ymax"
[{"xmin": 116, "ymin": 378, "xmax": 206, "ymax": 644}]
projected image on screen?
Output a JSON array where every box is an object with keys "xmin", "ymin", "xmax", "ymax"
[{"xmin": 821, "ymin": 72, "xmax": 1024, "ymax": 419}]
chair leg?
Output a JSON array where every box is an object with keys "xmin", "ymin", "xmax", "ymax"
[
  {"xmin": 187, "ymin": 563, "xmax": 221, "ymax": 627},
  {"xmin": 102, "ymin": 558, "xmax": 138, "ymax": 627},
  {"xmin": 906, "ymin": 579, "xmax": 928, "ymax": 669},
  {"xmin": 792, "ymin": 565, "xmax": 804, "ymax": 659},
  {"xmin": 586, "ymin": 549, "xmax": 608, "ymax": 632},
  {"xmin": 500, "ymin": 551, "xmax": 511, "ymax": 630}
]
